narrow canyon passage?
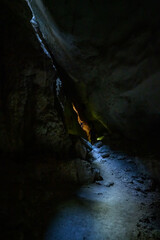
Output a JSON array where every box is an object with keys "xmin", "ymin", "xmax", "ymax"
[
  {"xmin": 1, "ymin": 1, "xmax": 160, "ymax": 239},
  {"xmin": 45, "ymin": 142, "xmax": 160, "ymax": 240}
]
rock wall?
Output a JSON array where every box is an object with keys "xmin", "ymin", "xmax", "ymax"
[
  {"xmin": 0, "ymin": 0, "xmax": 71, "ymax": 153},
  {"xmin": 27, "ymin": 0, "xmax": 160, "ymax": 146}
]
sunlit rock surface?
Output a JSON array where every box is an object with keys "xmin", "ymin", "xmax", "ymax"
[{"xmin": 27, "ymin": 0, "xmax": 160, "ymax": 144}]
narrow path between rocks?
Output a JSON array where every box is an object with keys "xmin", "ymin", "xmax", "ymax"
[{"xmin": 45, "ymin": 142, "xmax": 160, "ymax": 240}]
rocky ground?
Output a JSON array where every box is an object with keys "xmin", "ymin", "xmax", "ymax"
[
  {"xmin": 46, "ymin": 141, "xmax": 160, "ymax": 240},
  {"xmin": 1, "ymin": 140, "xmax": 160, "ymax": 240}
]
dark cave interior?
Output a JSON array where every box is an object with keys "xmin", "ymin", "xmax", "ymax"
[{"xmin": 1, "ymin": 0, "xmax": 160, "ymax": 239}]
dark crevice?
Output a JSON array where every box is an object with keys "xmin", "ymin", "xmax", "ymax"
[{"xmin": 31, "ymin": 19, "xmax": 94, "ymax": 141}]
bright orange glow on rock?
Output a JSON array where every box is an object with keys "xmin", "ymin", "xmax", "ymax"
[{"xmin": 72, "ymin": 103, "xmax": 91, "ymax": 142}]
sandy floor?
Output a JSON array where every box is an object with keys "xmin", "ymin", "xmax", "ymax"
[{"xmin": 45, "ymin": 142, "xmax": 160, "ymax": 240}]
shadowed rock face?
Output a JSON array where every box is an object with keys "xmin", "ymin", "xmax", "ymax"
[
  {"xmin": 1, "ymin": 2, "xmax": 160, "ymax": 239},
  {"xmin": 0, "ymin": 0, "xmax": 71, "ymax": 153},
  {"xmin": 27, "ymin": 0, "xmax": 160, "ymax": 145}
]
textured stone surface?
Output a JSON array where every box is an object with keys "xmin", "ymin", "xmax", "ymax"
[
  {"xmin": 0, "ymin": 0, "xmax": 71, "ymax": 153},
  {"xmin": 75, "ymin": 158, "xmax": 100, "ymax": 184},
  {"xmin": 27, "ymin": 0, "xmax": 160, "ymax": 145},
  {"xmin": 45, "ymin": 143, "xmax": 160, "ymax": 240}
]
